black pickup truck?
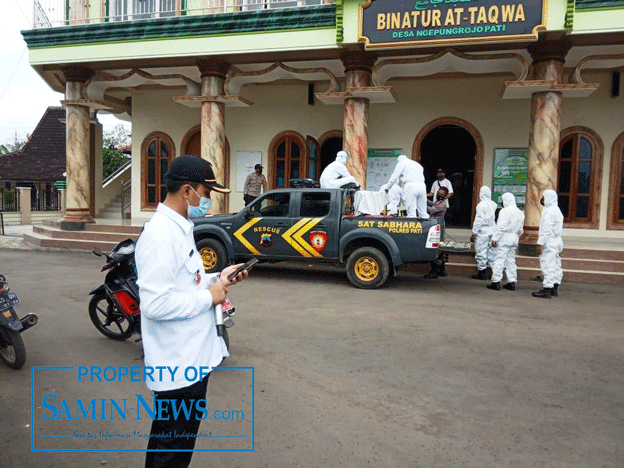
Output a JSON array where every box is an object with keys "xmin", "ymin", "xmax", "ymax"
[{"xmin": 193, "ymin": 188, "xmax": 443, "ymax": 288}]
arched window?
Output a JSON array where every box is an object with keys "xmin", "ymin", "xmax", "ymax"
[
  {"xmin": 558, "ymin": 128, "xmax": 603, "ymax": 227},
  {"xmin": 141, "ymin": 132, "xmax": 175, "ymax": 210},
  {"xmin": 608, "ymin": 131, "xmax": 624, "ymax": 230},
  {"xmin": 269, "ymin": 132, "xmax": 306, "ymax": 189}
]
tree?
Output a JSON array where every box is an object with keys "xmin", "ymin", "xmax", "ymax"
[
  {"xmin": 103, "ymin": 147, "xmax": 129, "ymax": 179},
  {"xmin": 102, "ymin": 124, "xmax": 131, "ymax": 178},
  {"xmin": 0, "ymin": 132, "xmax": 30, "ymax": 154},
  {"xmin": 103, "ymin": 124, "xmax": 131, "ymax": 148}
]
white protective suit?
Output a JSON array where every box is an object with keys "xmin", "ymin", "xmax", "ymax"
[
  {"xmin": 537, "ymin": 189, "xmax": 564, "ymax": 289},
  {"xmin": 490, "ymin": 193, "xmax": 524, "ymax": 283},
  {"xmin": 472, "ymin": 186, "xmax": 498, "ymax": 271},
  {"xmin": 319, "ymin": 151, "xmax": 359, "ymax": 189},
  {"xmin": 386, "ymin": 155, "xmax": 429, "ymax": 218},
  {"xmin": 381, "ymin": 183, "xmax": 404, "ymax": 215}
]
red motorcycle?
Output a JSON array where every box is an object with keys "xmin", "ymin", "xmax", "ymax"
[{"xmin": 89, "ymin": 239, "xmax": 141, "ymax": 341}]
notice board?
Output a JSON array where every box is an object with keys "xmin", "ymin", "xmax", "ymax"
[
  {"xmin": 492, "ymin": 148, "xmax": 528, "ymax": 208},
  {"xmin": 366, "ymin": 148, "xmax": 402, "ymax": 191}
]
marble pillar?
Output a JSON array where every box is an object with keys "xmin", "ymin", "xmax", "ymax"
[
  {"xmin": 521, "ymin": 40, "xmax": 571, "ymax": 250},
  {"xmin": 61, "ymin": 67, "xmax": 95, "ymax": 230},
  {"xmin": 198, "ymin": 59, "xmax": 230, "ymax": 214},
  {"xmin": 341, "ymin": 51, "xmax": 376, "ymax": 188}
]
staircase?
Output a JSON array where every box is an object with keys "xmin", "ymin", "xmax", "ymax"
[
  {"xmin": 23, "ymin": 220, "xmax": 141, "ymax": 250},
  {"xmin": 98, "ymin": 196, "xmax": 123, "ymax": 220},
  {"xmin": 405, "ymin": 247, "xmax": 624, "ymax": 286}
]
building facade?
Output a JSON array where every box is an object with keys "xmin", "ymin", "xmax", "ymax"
[{"xmin": 22, "ymin": 0, "xmax": 624, "ymax": 242}]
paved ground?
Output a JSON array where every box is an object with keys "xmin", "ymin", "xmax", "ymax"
[{"xmin": 1, "ymin": 248, "xmax": 624, "ymax": 468}]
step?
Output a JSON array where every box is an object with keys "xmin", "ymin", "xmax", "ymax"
[
  {"xmin": 24, "ymin": 232, "xmax": 122, "ymax": 251},
  {"xmin": 43, "ymin": 219, "xmax": 143, "ymax": 234},
  {"xmin": 401, "ymin": 261, "xmax": 624, "ymax": 286},
  {"xmin": 98, "ymin": 212, "xmax": 125, "ymax": 219},
  {"xmin": 104, "ymin": 202, "xmax": 123, "ymax": 210},
  {"xmin": 33, "ymin": 225, "xmax": 139, "ymax": 243},
  {"xmin": 403, "ymin": 261, "xmax": 624, "ymax": 286}
]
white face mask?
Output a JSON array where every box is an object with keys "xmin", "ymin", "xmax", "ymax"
[{"xmin": 187, "ymin": 187, "xmax": 212, "ymax": 218}]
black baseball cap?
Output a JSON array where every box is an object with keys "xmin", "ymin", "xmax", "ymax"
[{"xmin": 165, "ymin": 155, "xmax": 230, "ymax": 194}]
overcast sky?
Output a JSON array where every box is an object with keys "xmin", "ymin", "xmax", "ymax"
[{"xmin": 0, "ymin": 0, "xmax": 126, "ymax": 147}]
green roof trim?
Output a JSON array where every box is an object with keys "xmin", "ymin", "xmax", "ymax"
[
  {"xmin": 335, "ymin": 0, "xmax": 343, "ymax": 42},
  {"xmin": 22, "ymin": 5, "xmax": 336, "ymax": 48},
  {"xmin": 565, "ymin": 0, "xmax": 575, "ymax": 28},
  {"xmin": 575, "ymin": 0, "xmax": 624, "ymax": 9}
]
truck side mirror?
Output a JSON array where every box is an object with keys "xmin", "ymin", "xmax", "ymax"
[{"xmin": 243, "ymin": 209, "xmax": 253, "ymax": 220}]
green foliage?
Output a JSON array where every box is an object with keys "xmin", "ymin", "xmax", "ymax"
[
  {"xmin": 0, "ymin": 133, "xmax": 30, "ymax": 154},
  {"xmin": 103, "ymin": 147, "xmax": 129, "ymax": 179},
  {"xmin": 102, "ymin": 124, "xmax": 131, "ymax": 179}
]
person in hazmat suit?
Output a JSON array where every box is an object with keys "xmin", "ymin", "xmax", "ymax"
[
  {"xmin": 470, "ymin": 186, "xmax": 498, "ymax": 280},
  {"xmin": 384, "ymin": 155, "xmax": 429, "ymax": 218},
  {"xmin": 380, "ymin": 183, "xmax": 404, "ymax": 216},
  {"xmin": 532, "ymin": 189, "xmax": 564, "ymax": 299},
  {"xmin": 319, "ymin": 151, "xmax": 359, "ymax": 189},
  {"xmin": 487, "ymin": 192, "xmax": 524, "ymax": 291}
]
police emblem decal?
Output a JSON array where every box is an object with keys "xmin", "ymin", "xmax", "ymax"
[
  {"xmin": 260, "ymin": 233, "xmax": 273, "ymax": 248},
  {"xmin": 309, "ymin": 231, "xmax": 327, "ymax": 252}
]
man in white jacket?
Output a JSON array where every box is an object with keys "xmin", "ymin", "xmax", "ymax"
[
  {"xmin": 135, "ymin": 156, "xmax": 249, "ymax": 468},
  {"xmin": 385, "ymin": 155, "xmax": 429, "ymax": 218},
  {"xmin": 319, "ymin": 151, "xmax": 359, "ymax": 189},
  {"xmin": 470, "ymin": 186, "xmax": 498, "ymax": 280},
  {"xmin": 487, "ymin": 192, "xmax": 524, "ymax": 291},
  {"xmin": 532, "ymin": 189, "xmax": 564, "ymax": 299}
]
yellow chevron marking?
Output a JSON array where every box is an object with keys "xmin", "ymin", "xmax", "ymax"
[
  {"xmin": 282, "ymin": 218, "xmax": 312, "ymax": 257},
  {"xmin": 233, "ymin": 218, "xmax": 262, "ymax": 255},
  {"xmin": 293, "ymin": 218, "xmax": 324, "ymax": 257}
]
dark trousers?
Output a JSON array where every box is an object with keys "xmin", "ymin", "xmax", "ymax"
[
  {"xmin": 430, "ymin": 251, "xmax": 449, "ymax": 272},
  {"xmin": 145, "ymin": 374, "xmax": 210, "ymax": 468},
  {"xmin": 243, "ymin": 194, "xmax": 256, "ymax": 206}
]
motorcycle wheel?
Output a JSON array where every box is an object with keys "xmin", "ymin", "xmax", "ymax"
[
  {"xmin": 89, "ymin": 292, "xmax": 134, "ymax": 341},
  {"xmin": 0, "ymin": 329, "xmax": 26, "ymax": 370}
]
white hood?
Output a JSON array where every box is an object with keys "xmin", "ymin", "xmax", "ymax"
[
  {"xmin": 479, "ymin": 186, "xmax": 492, "ymax": 202},
  {"xmin": 543, "ymin": 189, "xmax": 558, "ymax": 208},
  {"xmin": 336, "ymin": 151, "xmax": 348, "ymax": 165},
  {"xmin": 501, "ymin": 192, "xmax": 516, "ymax": 208}
]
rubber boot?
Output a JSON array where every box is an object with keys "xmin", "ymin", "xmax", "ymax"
[
  {"xmin": 552, "ymin": 283, "xmax": 559, "ymax": 297},
  {"xmin": 486, "ymin": 281, "xmax": 500, "ymax": 291},
  {"xmin": 532, "ymin": 287, "xmax": 554, "ymax": 299},
  {"xmin": 503, "ymin": 282, "xmax": 516, "ymax": 291},
  {"xmin": 424, "ymin": 268, "xmax": 439, "ymax": 279},
  {"xmin": 472, "ymin": 269, "xmax": 487, "ymax": 280}
]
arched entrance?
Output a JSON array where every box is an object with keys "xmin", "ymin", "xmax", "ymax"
[
  {"xmin": 318, "ymin": 130, "xmax": 343, "ymax": 178},
  {"xmin": 413, "ymin": 118, "xmax": 483, "ymax": 227}
]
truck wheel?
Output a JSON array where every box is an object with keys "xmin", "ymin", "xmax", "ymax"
[
  {"xmin": 346, "ymin": 247, "xmax": 390, "ymax": 289},
  {"xmin": 197, "ymin": 238, "xmax": 229, "ymax": 274}
]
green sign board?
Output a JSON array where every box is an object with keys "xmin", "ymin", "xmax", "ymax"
[
  {"xmin": 366, "ymin": 148, "xmax": 402, "ymax": 191},
  {"xmin": 359, "ymin": 0, "xmax": 547, "ymax": 49},
  {"xmin": 493, "ymin": 148, "xmax": 528, "ymax": 208}
]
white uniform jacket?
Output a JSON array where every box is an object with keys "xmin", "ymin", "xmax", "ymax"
[{"xmin": 135, "ymin": 204, "xmax": 228, "ymax": 392}]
